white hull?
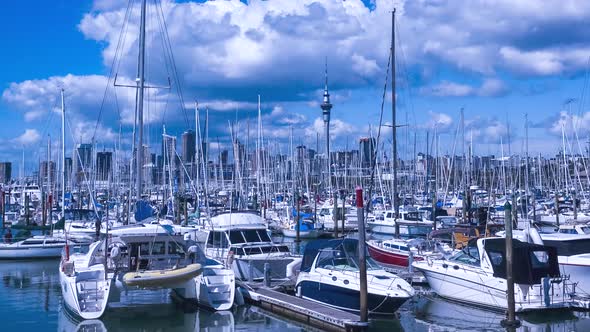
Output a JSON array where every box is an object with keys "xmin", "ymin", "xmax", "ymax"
[
  {"xmin": 322, "ymin": 220, "xmax": 358, "ymax": 231},
  {"xmin": 559, "ymin": 257, "xmax": 590, "ymax": 296},
  {"xmin": 60, "ymin": 266, "xmax": 111, "ymax": 320},
  {"xmin": 0, "ymin": 246, "xmax": 64, "ymax": 259},
  {"xmin": 175, "ymin": 264, "xmax": 235, "ymax": 311},
  {"xmin": 415, "ymin": 260, "xmax": 571, "ymax": 311},
  {"xmin": 281, "ymin": 228, "xmax": 321, "ymax": 239}
]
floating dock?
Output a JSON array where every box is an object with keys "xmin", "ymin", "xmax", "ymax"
[{"xmin": 239, "ymin": 285, "xmax": 368, "ymax": 331}]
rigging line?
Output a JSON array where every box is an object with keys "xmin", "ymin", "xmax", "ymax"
[
  {"xmin": 578, "ymin": 56, "xmax": 590, "ymax": 115},
  {"xmin": 64, "ymin": 114, "xmax": 101, "ymax": 220},
  {"xmin": 155, "ymin": 0, "xmax": 190, "ymax": 127},
  {"xmin": 394, "ymin": 20, "xmax": 417, "ymax": 128},
  {"xmin": 153, "ymin": 0, "xmax": 173, "ymax": 127},
  {"xmin": 38, "ymin": 92, "xmax": 61, "ymax": 145},
  {"xmin": 365, "ymin": 48, "xmax": 392, "ymax": 216},
  {"xmin": 92, "ymin": 0, "xmax": 135, "ymax": 140}
]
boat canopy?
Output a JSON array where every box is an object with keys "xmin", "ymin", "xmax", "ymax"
[
  {"xmin": 483, "ymin": 238, "xmax": 560, "ymax": 285},
  {"xmin": 300, "ymin": 238, "xmax": 380, "ymax": 272}
]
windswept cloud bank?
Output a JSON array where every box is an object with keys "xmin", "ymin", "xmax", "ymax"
[{"xmin": 2, "ymin": 0, "xmax": 590, "ymax": 160}]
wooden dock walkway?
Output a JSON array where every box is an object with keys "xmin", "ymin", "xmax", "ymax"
[{"xmin": 247, "ymin": 287, "xmax": 368, "ymax": 331}]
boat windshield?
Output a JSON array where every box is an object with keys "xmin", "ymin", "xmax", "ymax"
[
  {"xmin": 449, "ymin": 242, "xmax": 480, "ymax": 266},
  {"xmin": 315, "ymin": 248, "xmax": 381, "ymax": 271},
  {"xmin": 228, "ymin": 230, "xmax": 271, "ymax": 244},
  {"xmin": 404, "ymin": 212, "xmax": 422, "ymax": 221}
]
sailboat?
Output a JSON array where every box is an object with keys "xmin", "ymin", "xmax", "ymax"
[
  {"xmin": 60, "ymin": 231, "xmax": 204, "ymax": 319},
  {"xmin": 0, "ymin": 91, "xmax": 91, "ymax": 259}
]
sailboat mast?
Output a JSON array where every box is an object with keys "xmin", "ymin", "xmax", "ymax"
[
  {"xmin": 195, "ymin": 102, "xmax": 200, "ymax": 200},
  {"xmin": 136, "ymin": 0, "xmax": 147, "ymax": 199},
  {"xmin": 391, "ymin": 9, "xmax": 398, "ymax": 218},
  {"xmin": 61, "ymin": 89, "xmax": 66, "ymax": 219}
]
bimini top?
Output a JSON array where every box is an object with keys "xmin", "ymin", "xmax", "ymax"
[{"xmin": 483, "ymin": 237, "xmax": 560, "ymax": 285}]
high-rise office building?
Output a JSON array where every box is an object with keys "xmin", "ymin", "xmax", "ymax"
[
  {"xmin": 39, "ymin": 161, "xmax": 56, "ymax": 187},
  {"xmin": 359, "ymin": 137, "xmax": 376, "ymax": 168},
  {"xmin": 181, "ymin": 130, "xmax": 196, "ymax": 164},
  {"xmin": 0, "ymin": 162, "xmax": 11, "ymax": 184},
  {"xmin": 96, "ymin": 151, "xmax": 113, "ymax": 181}
]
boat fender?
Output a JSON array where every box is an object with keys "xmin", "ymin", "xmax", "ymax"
[
  {"xmin": 543, "ymin": 277, "xmax": 550, "ymax": 307},
  {"xmin": 427, "ymin": 256, "xmax": 433, "ymax": 267},
  {"xmin": 226, "ymin": 250, "xmax": 234, "ymax": 267}
]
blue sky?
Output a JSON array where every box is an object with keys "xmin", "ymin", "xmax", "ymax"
[{"xmin": 1, "ymin": 0, "xmax": 590, "ymax": 173}]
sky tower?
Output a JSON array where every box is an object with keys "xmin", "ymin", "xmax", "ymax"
[{"xmin": 321, "ymin": 59, "xmax": 333, "ymax": 189}]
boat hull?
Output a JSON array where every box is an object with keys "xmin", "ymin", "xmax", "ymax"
[
  {"xmin": 414, "ymin": 261, "xmax": 571, "ymax": 312},
  {"xmin": 0, "ymin": 246, "xmax": 64, "ymax": 259},
  {"xmin": 174, "ymin": 265, "xmax": 235, "ymax": 311},
  {"xmin": 559, "ymin": 257, "xmax": 590, "ymax": 296},
  {"xmin": 297, "ymin": 280, "xmax": 408, "ymax": 314},
  {"xmin": 367, "ymin": 242, "xmax": 423, "ymax": 267},
  {"xmin": 281, "ymin": 228, "xmax": 320, "ymax": 239}
]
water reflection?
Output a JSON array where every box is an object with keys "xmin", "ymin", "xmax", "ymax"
[
  {"xmin": 3, "ymin": 257, "xmax": 590, "ymax": 331},
  {"xmin": 390, "ymin": 295, "xmax": 590, "ymax": 332},
  {"xmin": 57, "ymin": 300, "xmax": 310, "ymax": 332}
]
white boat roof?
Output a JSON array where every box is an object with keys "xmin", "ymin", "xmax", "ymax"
[
  {"xmin": 540, "ymin": 233, "xmax": 590, "ymax": 241},
  {"xmin": 210, "ymin": 212, "xmax": 266, "ymax": 229}
]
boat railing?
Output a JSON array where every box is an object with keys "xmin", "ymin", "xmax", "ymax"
[{"xmin": 525, "ymin": 275, "xmax": 572, "ymax": 306}]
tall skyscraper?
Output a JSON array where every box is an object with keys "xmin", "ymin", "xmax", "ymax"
[
  {"xmin": 96, "ymin": 151, "xmax": 113, "ymax": 181},
  {"xmin": 76, "ymin": 144, "xmax": 93, "ymax": 172},
  {"xmin": 0, "ymin": 162, "xmax": 12, "ymax": 184},
  {"xmin": 162, "ymin": 134, "xmax": 177, "ymax": 182},
  {"xmin": 73, "ymin": 143, "xmax": 92, "ymax": 184},
  {"xmin": 39, "ymin": 161, "xmax": 56, "ymax": 187},
  {"xmin": 181, "ymin": 130, "xmax": 196, "ymax": 164},
  {"xmin": 220, "ymin": 150, "xmax": 228, "ymax": 165},
  {"xmin": 359, "ymin": 137, "xmax": 376, "ymax": 169},
  {"xmin": 64, "ymin": 157, "xmax": 72, "ymax": 189}
]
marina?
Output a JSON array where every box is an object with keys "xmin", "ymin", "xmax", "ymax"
[
  {"xmin": 3, "ymin": 259, "xmax": 590, "ymax": 331},
  {"xmin": 1, "ymin": 0, "xmax": 590, "ymax": 331}
]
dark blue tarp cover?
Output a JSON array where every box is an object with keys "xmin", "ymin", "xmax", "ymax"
[{"xmin": 135, "ymin": 200, "xmax": 154, "ymax": 222}]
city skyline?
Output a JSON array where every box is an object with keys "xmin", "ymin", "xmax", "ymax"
[{"xmin": 1, "ymin": 1, "xmax": 590, "ymax": 173}]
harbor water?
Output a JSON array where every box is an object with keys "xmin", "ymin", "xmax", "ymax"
[{"xmin": 3, "ymin": 246, "xmax": 590, "ymax": 331}]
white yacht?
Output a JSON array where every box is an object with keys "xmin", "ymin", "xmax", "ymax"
[
  {"xmin": 187, "ymin": 211, "xmax": 301, "ymax": 284},
  {"xmin": 317, "ymin": 201, "xmax": 359, "ymax": 232},
  {"xmin": 0, "ymin": 235, "xmax": 89, "ymax": 259},
  {"xmin": 60, "ymin": 233, "xmax": 204, "ymax": 319},
  {"xmin": 413, "ymin": 237, "xmax": 573, "ymax": 312},
  {"xmin": 367, "ymin": 208, "xmax": 433, "ymax": 237},
  {"xmin": 540, "ymin": 233, "xmax": 590, "ymax": 298},
  {"xmin": 296, "ymin": 238, "xmax": 414, "ymax": 314}
]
